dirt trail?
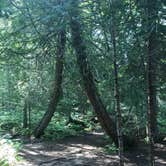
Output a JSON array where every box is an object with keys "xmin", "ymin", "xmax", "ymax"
[{"xmin": 18, "ymin": 132, "xmax": 166, "ymax": 166}]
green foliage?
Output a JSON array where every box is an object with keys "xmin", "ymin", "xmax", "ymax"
[
  {"xmin": 0, "ymin": 110, "xmax": 88, "ymax": 140},
  {"xmin": 104, "ymin": 143, "xmax": 118, "ymax": 154},
  {"xmin": 0, "ymin": 0, "xmax": 165, "ymax": 146},
  {"xmin": 0, "ymin": 112, "xmax": 22, "ymax": 133},
  {"xmin": 42, "ymin": 113, "xmax": 87, "ymax": 140},
  {"xmin": 0, "ymin": 159, "xmax": 9, "ymax": 166}
]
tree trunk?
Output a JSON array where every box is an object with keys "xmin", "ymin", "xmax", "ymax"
[
  {"xmin": 28, "ymin": 101, "xmax": 31, "ymax": 129},
  {"xmin": 23, "ymin": 98, "xmax": 28, "ymax": 128},
  {"xmin": 69, "ymin": 0, "xmax": 118, "ymax": 145},
  {"xmin": 34, "ymin": 30, "xmax": 66, "ymax": 138},
  {"xmin": 111, "ymin": 7, "xmax": 124, "ymax": 165},
  {"xmin": 147, "ymin": 0, "xmax": 158, "ymax": 165}
]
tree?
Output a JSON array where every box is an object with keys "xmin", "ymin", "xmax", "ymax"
[
  {"xmin": 23, "ymin": 98, "xmax": 28, "ymax": 128},
  {"xmin": 34, "ymin": 29, "xmax": 66, "ymax": 138},
  {"xmin": 110, "ymin": 0, "xmax": 124, "ymax": 164},
  {"xmin": 69, "ymin": 0, "xmax": 118, "ymax": 145},
  {"xmin": 146, "ymin": 0, "xmax": 159, "ymax": 165},
  {"xmin": 0, "ymin": 0, "xmax": 165, "ymax": 157}
]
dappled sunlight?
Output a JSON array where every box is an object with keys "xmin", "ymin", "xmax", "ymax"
[
  {"xmin": 0, "ymin": 0, "xmax": 165, "ymax": 165},
  {"xmin": 155, "ymin": 158, "xmax": 166, "ymax": 165},
  {"xmin": 69, "ymin": 143, "xmax": 98, "ymax": 150},
  {"xmin": 0, "ymin": 139, "xmax": 19, "ymax": 166}
]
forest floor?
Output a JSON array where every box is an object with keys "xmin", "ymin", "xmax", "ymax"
[{"xmin": 16, "ymin": 132, "xmax": 166, "ymax": 166}]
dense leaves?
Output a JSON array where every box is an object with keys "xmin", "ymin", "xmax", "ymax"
[{"xmin": 0, "ymin": 0, "xmax": 165, "ymax": 150}]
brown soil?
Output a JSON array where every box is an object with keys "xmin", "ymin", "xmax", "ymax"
[{"xmin": 18, "ymin": 132, "xmax": 166, "ymax": 166}]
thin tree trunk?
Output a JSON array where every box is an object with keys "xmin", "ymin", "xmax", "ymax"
[
  {"xmin": 28, "ymin": 100, "xmax": 31, "ymax": 129},
  {"xmin": 111, "ymin": 9, "xmax": 124, "ymax": 166},
  {"xmin": 34, "ymin": 30, "xmax": 66, "ymax": 138},
  {"xmin": 23, "ymin": 98, "xmax": 28, "ymax": 128},
  {"xmin": 147, "ymin": 0, "xmax": 158, "ymax": 165},
  {"xmin": 6, "ymin": 64, "xmax": 11, "ymax": 111},
  {"xmin": 69, "ymin": 0, "xmax": 118, "ymax": 145}
]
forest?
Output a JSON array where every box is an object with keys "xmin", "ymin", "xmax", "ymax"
[{"xmin": 0, "ymin": 0, "xmax": 165, "ymax": 166}]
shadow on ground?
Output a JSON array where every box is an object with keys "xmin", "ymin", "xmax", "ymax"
[{"xmin": 18, "ymin": 133, "xmax": 166, "ymax": 166}]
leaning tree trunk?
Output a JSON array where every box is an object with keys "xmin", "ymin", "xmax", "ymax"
[
  {"xmin": 34, "ymin": 30, "xmax": 66, "ymax": 138},
  {"xmin": 69, "ymin": 0, "xmax": 118, "ymax": 145},
  {"xmin": 147, "ymin": 0, "xmax": 158, "ymax": 165},
  {"xmin": 111, "ymin": 5, "xmax": 124, "ymax": 165}
]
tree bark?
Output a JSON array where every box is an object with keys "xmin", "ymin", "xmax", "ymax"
[
  {"xmin": 147, "ymin": 0, "xmax": 158, "ymax": 165},
  {"xmin": 23, "ymin": 98, "xmax": 28, "ymax": 128},
  {"xmin": 23, "ymin": 95, "xmax": 31, "ymax": 129},
  {"xmin": 34, "ymin": 30, "xmax": 66, "ymax": 138},
  {"xmin": 28, "ymin": 100, "xmax": 31, "ymax": 129},
  {"xmin": 69, "ymin": 0, "xmax": 118, "ymax": 145}
]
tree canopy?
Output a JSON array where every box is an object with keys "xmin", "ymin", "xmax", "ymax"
[{"xmin": 0, "ymin": 0, "xmax": 165, "ymax": 165}]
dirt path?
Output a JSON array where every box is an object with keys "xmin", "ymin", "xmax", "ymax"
[{"xmin": 18, "ymin": 132, "xmax": 166, "ymax": 166}]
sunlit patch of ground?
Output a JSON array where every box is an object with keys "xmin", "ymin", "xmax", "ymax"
[
  {"xmin": 0, "ymin": 138, "xmax": 21, "ymax": 166},
  {"xmin": 1, "ymin": 133, "xmax": 165, "ymax": 166},
  {"xmin": 18, "ymin": 133, "xmax": 166, "ymax": 166}
]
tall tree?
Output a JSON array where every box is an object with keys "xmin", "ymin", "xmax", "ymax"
[
  {"xmin": 34, "ymin": 29, "xmax": 66, "ymax": 138},
  {"xmin": 110, "ymin": 0, "xmax": 124, "ymax": 165},
  {"xmin": 69, "ymin": 0, "xmax": 118, "ymax": 145},
  {"xmin": 146, "ymin": 0, "xmax": 159, "ymax": 165}
]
